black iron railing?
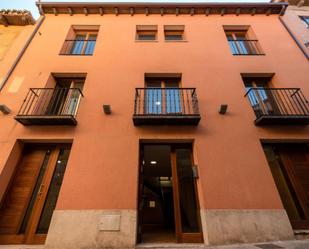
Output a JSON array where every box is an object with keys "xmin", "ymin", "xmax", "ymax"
[
  {"xmin": 134, "ymin": 88, "xmax": 200, "ymax": 116},
  {"xmin": 228, "ymin": 39, "xmax": 264, "ymax": 55},
  {"xmin": 17, "ymin": 88, "xmax": 83, "ymax": 117},
  {"xmin": 60, "ymin": 39, "xmax": 96, "ymax": 55},
  {"xmin": 245, "ymin": 88, "xmax": 309, "ymax": 118}
]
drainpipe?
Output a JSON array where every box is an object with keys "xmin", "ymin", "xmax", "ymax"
[
  {"xmin": 0, "ymin": 15, "xmax": 46, "ymax": 91},
  {"xmin": 279, "ymin": 15, "xmax": 309, "ymax": 60}
]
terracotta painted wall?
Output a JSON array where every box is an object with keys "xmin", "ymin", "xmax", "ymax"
[{"xmin": 0, "ymin": 13, "xmax": 308, "ymax": 213}]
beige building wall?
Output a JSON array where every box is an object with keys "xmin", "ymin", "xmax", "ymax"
[
  {"xmin": 0, "ymin": 12, "xmax": 36, "ymax": 89},
  {"xmin": 281, "ymin": 5, "xmax": 309, "ymax": 58}
]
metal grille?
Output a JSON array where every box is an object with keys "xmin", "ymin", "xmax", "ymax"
[
  {"xmin": 134, "ymin": 88, "xmax": 200, "ymax": 116},
  {"xmin": 228, "ymin": 39, "xmax": 264, "ymax": 55},
  {"xmin": 60, "ymin": 39, "xmax": 96, "ymax": 55},
  {"xmin": 245, "ymin": 87, "xmax": 309, "ymax": 118},
  {"xmin": 17, "ymin": 88, "xmax": 83, "ymax": 117}
]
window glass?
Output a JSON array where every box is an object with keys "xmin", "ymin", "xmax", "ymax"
[
  {"xmin": 224, "ymin": 29, "xmax": 260, "ymax": 55},
  {"xmin": 137, "ymin": 31, "xmax": 156, "ymax": 41},
  {"xmin": 301, "ymin": 16, "xmax": 309, "ymax": 26},
  {"xmin": 64, "ymin": 30, "xmax": 98, "ymax": 55},
  {"xmin": 136, "ymin": 25, "xmax": 157, "ymax": 41},
  {"xmin": 164, "ymin": 31, "xmax": 184, "ymax": 41}
]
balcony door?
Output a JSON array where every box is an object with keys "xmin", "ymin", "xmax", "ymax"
[
  {"xmin": 0, "ymin": 144, "xmax": 71, "ymax": 244},
  {"xmin": 244, "ymin": 77, "xmax": 280, "ymax": 117},
  {"xmin": 145, "ymin": 78, "xmax": 182, "ymax": 115},
  {"xmin": 45, "ymin": 78, "xmax": 84, "ymax": 116},
  {"xmin": 137, "ymin": 144, "xmax": 203, "ymax": 244}
]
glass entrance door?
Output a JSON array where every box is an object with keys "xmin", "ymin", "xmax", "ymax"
[{"xmin": 138, "ymin": 144, "xmax": 203, "ymax": 244}]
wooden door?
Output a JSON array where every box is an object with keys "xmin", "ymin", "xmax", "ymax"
[
  {"xmin": 278, "ymin": 145, "xmax": 309, "ymax": 229},
  {"xmin": 171, "ymin": 146, "xmax": 203, "ymax": 243},
  {"xmin": 0, "ymin": 144, "xmax": 71, "ymax": 244}
]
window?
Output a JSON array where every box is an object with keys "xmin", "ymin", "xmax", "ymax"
[
  {"xmin": 70, "ymin": 32, "xmax": 97, "ymax": 55},
  {"xmin": 300, "ymin": 16, "xmax": 309, "ymax": 27},
  {"xmin": 224, "ymin": 26, "xmax": 263, "ymax": 55},
  {"xmin": 136, "ymin": 25, "xmax": 157, "ymax": 41},
  {"xmin": 145, "ymin": 76, "xmax": 182, "ymax": 114},
  {"xmin": 60, "ymin": 25, "xmax": 99, "ymax": 55},
  {"xmin": 164, "ymin": 25, "xmax": 185, "ymax": 41}
]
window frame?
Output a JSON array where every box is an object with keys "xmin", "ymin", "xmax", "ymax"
[
  {"xmin": 164, "ymin": 25, "xmax": 185, "ymax": 42},
  {"xmin": 300, "ymin": 16, "xmax": 309, "ymax": 28},
  {"xmin": 136, "ymin": 25, "xmax": 158, "ymax": 42},
  {"xmin": 60, "ymin": 27, "xmax": 99, "ymax": 56},
  {"xmin": 224, "ymin": 27, "xmax": 264, "ymax": 56}
]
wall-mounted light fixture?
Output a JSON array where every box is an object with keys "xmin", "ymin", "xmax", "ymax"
[
  {"xmin": 0, "ymin": 105, "xmax": 11, "ymax": 114},
  {"xmin": 219, "ymin": 104, "xmax": 228, "ymax": 114},
  {"xmin": 103, "ymin": 104, "xmax": 111, "ymax": 114},
  {"xmin": 192, "ymin": 165, "xmax": 199, "ymax": 178}
]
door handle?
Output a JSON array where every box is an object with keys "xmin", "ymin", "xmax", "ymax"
[{"xmin": 37, "ymin": 184, "xmax": 45, "ymax": 197}]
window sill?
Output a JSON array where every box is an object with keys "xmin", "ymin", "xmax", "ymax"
[
  {"xmin": 59, "ymin": 54, "xmax": 93, "ymax": 56},
  {"xmin": 164, "ymin": 40, "xmax": 188, "ymax": 42},
  {"xmin": 232, "ymin": 54, "xmax": 265, "ymax": 56},
  {"xmin": 135, "ymin": 40, "xmax": 158, "ymax": 42}
]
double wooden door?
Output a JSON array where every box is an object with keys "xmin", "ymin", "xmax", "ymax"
[
  {"xmin": 0, "ymin": 144, "xmax": 71, "ymax": 244},
  {"xmin": 138, "ymin": 144, "xmax": 203, "ymax": 243},
  {"xmin": 276, "ymin": 144, "xmax": 309, "ymax": 229}
]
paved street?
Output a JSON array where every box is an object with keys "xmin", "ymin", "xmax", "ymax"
[
  {"xmin": 137, "ymin": 240, "xmax": 309, "ymax": 249},
  {"xmin": 0, "ymin": 239, "xmax": 308, "ymax": 249}
]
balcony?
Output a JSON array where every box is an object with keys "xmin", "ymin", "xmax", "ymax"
[
  {"xmin": 228, "ymin": 40, "xmax": 264, "ymax": 55},
  {"xmin": 245, "ymin": 88, "xmax": 309, "ymax": 125},
  {"xmin": 15, "ymin": 88, "xmax": 83, "ymax": 125},
  {"xmin": 59, "ymin": 39, "xmax": 96, "ymax": 55},
  {"xmin": 133, "ymin": 88, "xmax": 201, "ymax": 126}
]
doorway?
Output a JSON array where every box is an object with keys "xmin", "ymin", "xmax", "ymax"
[
  {"xmin": 137, "ymin": 144, "xmax": 203, "ymax": 243},
  {"xmin": 263, "ymin": 143, "xmax": 309, "ymax": 229},
  {"xmin": 0, "ymin": 144, "xmax": 71, "ymax": 244}
]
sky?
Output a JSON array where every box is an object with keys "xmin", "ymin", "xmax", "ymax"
[{"xmin": 1, "ymin": 0, "xmax": 269, "ymax": 19}]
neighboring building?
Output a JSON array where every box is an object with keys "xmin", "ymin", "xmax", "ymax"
[
  {"xmin": 0, "ymin": 1, "xmax": 308, "ymax": 249},
  {"xmin": 278, "ymin": 0, "xmax": 309, "ymax": 59},
  {"xmin": 0, "ymin": 10, "xmax": 35, "ymax": 89}
]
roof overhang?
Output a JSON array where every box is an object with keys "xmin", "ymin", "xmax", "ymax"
[
  {"xmin": 0, "ymin": 10, "xmax": 35, "ymax": 26},
  {"xmin": 288, "ymin": 0, "xmax": 309, "ymax": 6},
  {"xmin": 36, "ymin": 1, "xmax": 288, "ymax": 16}
]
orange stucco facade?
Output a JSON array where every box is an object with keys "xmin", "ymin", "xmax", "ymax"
[{"xmin": 0, "ymin": 2, "xmax": 308, "ymax": 248}]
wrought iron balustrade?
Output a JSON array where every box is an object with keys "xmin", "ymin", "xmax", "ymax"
[
  {"xmin": 228, "ymin": 39, "xmax": 264, "ymax": 55},
  {"xmin": 15, "ymin": 88, "xmax": 83, "ymax": 125},
  {"xmin": 60, "ymin": 39, "xmax": 96, "ymax": 55},
  {"xmin": 133, "ymin": 87, "xmax": 200, "ymax": 125},
  {"xmin": 245, "ymin": 87, "xmax": 309, "ymax": 125}
]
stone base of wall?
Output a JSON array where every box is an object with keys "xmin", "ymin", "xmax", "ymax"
[
  {"xmin": 294, "ymin": 230, "xmax": 309, "ymax": 240},
  {"xmin": 45, "ymin": 209, "xmax": 294, "ymax": 248},
  {"xmin": 201, "ymin": 209, "xmax": 294, "ymax": 245},
  {"xmin": 45, "ymin": 210, "xmax": 136, "ymax": 249}
]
